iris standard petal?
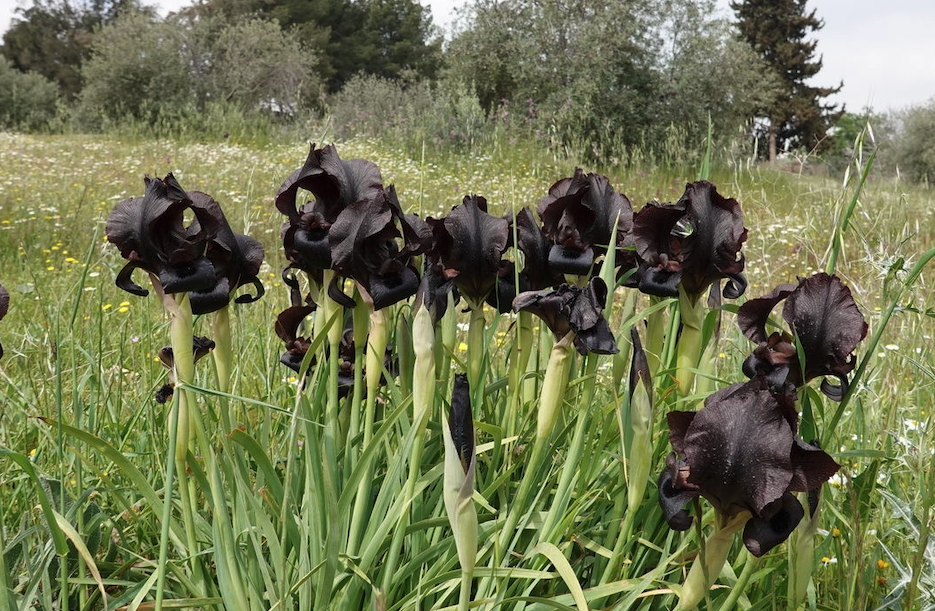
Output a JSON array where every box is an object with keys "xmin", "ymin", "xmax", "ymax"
[
  {"xmin": 538, "ymin": 169, "xmax": 633, "ymax": 276},
  {"xmin": 429, "ymin": 195, "xmax": 509, "ymax": 306},
  {"xmin": 782, "ymin": 273, "xmax": 868, "ymax": 393}
]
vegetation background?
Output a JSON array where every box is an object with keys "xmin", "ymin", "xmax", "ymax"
[{"xmin": 1, "ymin": 0, "xmax": 935, "ymax": 609}]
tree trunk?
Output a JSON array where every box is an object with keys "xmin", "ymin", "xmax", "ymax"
[{"xmin": 768, "ymin": 125, "xmax": 777, "ymax": 162}]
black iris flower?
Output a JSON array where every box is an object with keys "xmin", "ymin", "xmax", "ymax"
[
  {"xmin": 487, "ymin": 207, "xmax": 563, "ymax": 314},
  {"xmin": 737, "ymin": 272, "xmax": 868, "ymax": 400},
  {"xmin": 275, "ymin": 143, "xmax": 384, "ymax": 276},
  {"xmin": 632, "ymin": 180, "xmax": 747, "ymax": 300},
  {"xmin": 427, "ymin": 195, "xmax": 510, "ymax": 309},
  {"xmin": 106, "ymin": 174, "xmax": 219, "ymax": 296},
  {"xmin": 659, "ymin": 377, "xmax": 840, "ymax": 557},
  {"xmin": 512, "ymin": 277, "xmax": 618, "ymax": 355},
  {"xmin": 328, "ymin": 186, "xmax": 430, "ymax": 310},
  {"xmin": 106, "ymin": 174, "xmax": 264, "ymax": 312},
  {"xmin": 537, "ymin": 168, "xmax": 633, "ymax": 276}
]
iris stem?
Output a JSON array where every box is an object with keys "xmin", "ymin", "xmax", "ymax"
[
  {"xmin": 211, "ymin": 306, "xmax": 233, "ymax": 431},
  {"xmin": 676, "ymin": 286, "xmax": 705, "ymax": 399},
  {"xmin": 508, "ymin": 310, "xmax": 535, "ymax": 438},
  {"xmin": 645, "ymin": 296, "xmax": 667, "ymax": 378},
  {"xmin": 347, "ymin": 306, "xmax": 387, "ymax": 557},
  {"xmin": 466, "ymin": 305, "xmax": 486, "ymax": 413},
  {"xmin": 716, "ymin": 551, "xmax": 759, "ymax": 611},
  {"xmin": 539, "ymin": 353, "xmax": 598, "ymax": 542},
  {"xmin": 675, "ymin": 512, "xmax": 747, "ymax": 611},
  {"xmin": 381, "ymin": 304, "xmax": 435, "ymax": 598}
]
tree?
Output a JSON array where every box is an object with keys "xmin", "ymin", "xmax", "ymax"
[
  {"xmin": 445, "ymin": 0, "xmax": 778, "ymax": 161},
  {"xmin": 76, "ymin": 12, "xmax": 320, "ymax": 127},
  {"xmin": 731, "ymin": 0, "xmax": 843, "ymax": 160},
  {"xmin": 1, "ymin": 0, "xmax": 148, "ymax": 99},
  {"xmin": 196, "ymin": 0, "xmax": 439, "ymax": 92}
]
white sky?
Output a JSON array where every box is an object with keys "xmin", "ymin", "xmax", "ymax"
[{"xmin": 1, "ymin": 0, "xmax": 933, "ymax": 112}]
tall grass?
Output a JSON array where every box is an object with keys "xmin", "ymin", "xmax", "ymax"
[{"xmin": 0, "ymin": 129, "xmax": 933, "ymax": 610}]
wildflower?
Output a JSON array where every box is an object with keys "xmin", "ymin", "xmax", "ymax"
[
  {"xmin": 327, "ymin": 186, "xmax": 429, "ymax": 309},
  {"xmin": 106, "ymin": 174, "xmax": 218, "ymax": 297},
  {"xmin": 154, "ymin": 336, "xmax": 216, "ymax": 403},
  {"xmin": 106, "ymin": 174, "xmax": 264, "ymax": 313},
  {"xmin": 486, "ymin": 207, "xmax": 562, "ymax": 313},
  {"xmin": 737, "ymin": 273, "xmax": 868, "ymax": 400},
  {"xmin": 659, "ymin": 377, "xmax": 840, "ymax": 557},
  {"xmin": 275, "ymin": 143, "xmax": 383, "ymax": 278}
]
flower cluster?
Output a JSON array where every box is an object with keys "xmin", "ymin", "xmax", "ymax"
[{"xmin": 659, "ymin": 272, "xmax": 866, "ymax": 557}]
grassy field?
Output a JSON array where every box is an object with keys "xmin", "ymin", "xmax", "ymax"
[{"xmin": 0, "ymin": 130, "xmax": 933, "ymax": 611}]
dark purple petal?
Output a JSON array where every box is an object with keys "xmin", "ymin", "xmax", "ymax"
[
  {"xmin": 737, "ymin": 284, "xmax": 796, "ymax": 344},
  {"xmin": 742, "ymin": 492, "xmax": 805, "ymax": 557},
  {"xmin": 538, "ymin": 169, "xmax": 632, "ymax": 276},
  {"xmin": 788, "ymin": 437, "xmax": 841, "ymax": 492},
  {"xmin": 682, "ymin": 380, "xmax": 795, "ymax": 516},
  {"xmin": 666, "ymin": 410, "xmax": 696, "ymax": 456},
  {"xmin": 512, "ymin": 278, "xmax": 617, "ymax": 355},
  {"xmin": 275, "ymin": 143, "xmax": 383, "ymax": 225},
  {"xmin": 107, "ymin": 174, "xmax": 218, "ymax": 295},
  {"xmin": 428, "ymin": 195, "xmax": 509, "ymax": 305},
  {"xmin": 676, "ymin": 181, "xmax": 747, "ymax": 298},
  {"xmin": 658, "ymin": 452, "xmax": 700, "ymax": 531},
  {"xmin": 632, "ymin": 181, "xmax": 747, "ymax": 300},
  {"xmin": 514, "ymin": 207, "xmax": 560, "ymax": 291},
  {"xmin": 449, "ymin": 373, "xmax": 474, "ymax": 474},
  {"xmin": 782, "ymin": 273, "xmax": 868, "ymax": 393}
]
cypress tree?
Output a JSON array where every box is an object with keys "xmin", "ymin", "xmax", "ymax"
[{"xmin": 731, "ymin": 0, "xmax": 843, "ymax": 160}]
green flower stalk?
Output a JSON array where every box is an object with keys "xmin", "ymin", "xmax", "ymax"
[
  {"xmin": 443, "ymin": 374, "xmax": 478, "ymax": 611},
  {"xmin": 381, "ymin": 296, "xmax": 435, "ymax": 596},
  {"xmin": 676, "ymin": 285, "xmax": 705, "ymax": 396},
  {"xmin": 537, "ymin": 332, "xmax": 575, "ymax": 439},
  {"xmin": 675, "ymin": 512, "xmax": 748, "ymax": 611},
  {"xmin": 787, "ymin": 491, "xmax": 820, "ymax": 609}
]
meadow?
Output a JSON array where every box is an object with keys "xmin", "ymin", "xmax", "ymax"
[{"xmin": 0, "ymin": 129, "xmax": 933, "ymax": 611}]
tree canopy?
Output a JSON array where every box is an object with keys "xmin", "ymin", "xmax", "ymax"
[{"xmin": 731, "ymin": 0, "xmax": 842, "ymax": 159}]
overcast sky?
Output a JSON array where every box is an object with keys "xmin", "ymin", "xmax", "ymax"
[{"xmin": 1, "ymin": 0, "xmax": 933, "ymax": 112}]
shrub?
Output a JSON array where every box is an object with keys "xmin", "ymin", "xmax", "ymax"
[
  {"xmin": 0, "ymin": 56, "xmax": 61, "ymax": 132},
  {"xmin": 327, "ymin": 73, "xmax": 487, "ymax": 154},
  {"xmin": 892, "ymin": 100, "xmax": 935, "ymax": 185}
]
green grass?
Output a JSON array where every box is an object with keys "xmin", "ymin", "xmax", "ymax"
[{"xmin": 0, "ymin": 129, "xmax": 933, "ymax": 611}]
